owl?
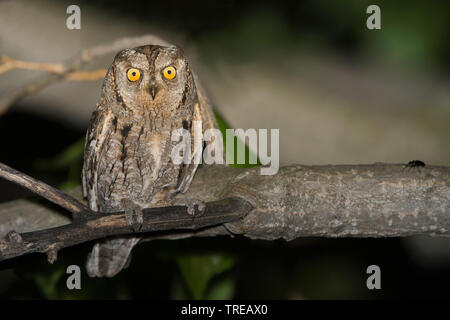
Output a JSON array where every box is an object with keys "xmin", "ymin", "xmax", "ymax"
[{"xmin": 82, "ymin": 45, "xmax": 219, "ymax": 277}]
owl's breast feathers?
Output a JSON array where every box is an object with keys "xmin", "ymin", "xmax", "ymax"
[{"xmin": 83, "ymin": 103, "xmax": 196, "ymax": 213}]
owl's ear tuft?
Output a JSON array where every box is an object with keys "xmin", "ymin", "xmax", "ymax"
[
  {"xmin": 168, "ymin": 45, "xmax": 182, "ymax": 54},
  {"xmin": 114, "ymin": 49, "xmax": 136, "ymax": 62}
]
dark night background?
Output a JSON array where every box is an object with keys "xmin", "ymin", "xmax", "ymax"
[{"xmin": 0, "ymin": 0, "xmax": 449, "ymax": 299}]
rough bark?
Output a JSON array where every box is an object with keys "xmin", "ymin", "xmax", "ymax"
[{"xmin": 1, "ymin": 163, "xmax": 449, "ymax": 246}]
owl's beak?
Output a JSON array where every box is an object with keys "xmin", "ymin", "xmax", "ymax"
[{"xmin": 150, "ymin": 83, "xmax": 158, "ymax": 100}]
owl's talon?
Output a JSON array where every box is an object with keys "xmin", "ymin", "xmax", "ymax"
[
  {"xmin": 121, "ymin": 199, "xmax": 144, "ymax": 232},
  {"xmin": 175, "ymin": 199, "xmax": 206, "ymax": 217}
]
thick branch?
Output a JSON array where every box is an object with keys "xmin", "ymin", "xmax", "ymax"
[{"xmin": 0, "ymin": 163, "xmax": 449, "ymax": 262}]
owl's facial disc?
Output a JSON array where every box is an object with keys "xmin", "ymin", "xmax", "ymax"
[{"xmin": 111, "ymin": 45, "xmax": 191, "ymax": 110}]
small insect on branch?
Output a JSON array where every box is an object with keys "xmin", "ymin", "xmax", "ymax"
[{"xmin": 404, "ymin": 160, "xmax": 426, "ymax": 169}]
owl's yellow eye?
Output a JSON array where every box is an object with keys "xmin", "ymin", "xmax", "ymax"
[
  {"xmin": 162, "ymin": 66, "xmax": 176, "ymax": 80},
  {"xmin": 127, "ymin": 68, "xmax": 141, "ymax": 82}
]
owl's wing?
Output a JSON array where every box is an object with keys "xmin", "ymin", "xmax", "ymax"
[
  {"xmin": 194, "ymin": 73, "xmax": 220, "ymax": 133},
  {"xmin": 195, "ymin": 74, "xmax": 226, "ymax": 163},
  {"xmin": 174, "ymin": 77, "xmax": 224, "ymax": 194},
  {"xmin": 82, "ymin": 103, "xmax": 115, "ymax": 211}
]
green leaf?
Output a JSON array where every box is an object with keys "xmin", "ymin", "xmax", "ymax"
[
  {"xmin": 170, "ymin": 274, "xmax": 190, "ymax": 300},
  {"xmin": 36, "ymin": 138, "xmax": 85, "ymax": 170},
  {"xmin": 205, "ymin": 274, "xmax": 235, "ymax": 300},
  {"xmin": 214, "ymin": 111, "xmax": 260, "ymax": 168},
  {"xmin": 32, "ymin": 265, "xmax": 65, "ymax": 300},
  {"xmin": 176, "ymin": 254, "xmax": 235, "ymax": 300}
]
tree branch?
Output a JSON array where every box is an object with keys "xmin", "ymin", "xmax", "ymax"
[
  {"xmin": 0, "ymin": 163, "xmax": 449, "ymax": 263},
  {"xmin": 0, "ymin": 197, "xmax": 251, "ymax": 262},
  {"xmin": 0, "ymin": 161, "xmax": 251, "ymax": 262},
  {"xmin": 0, "ymin": 162, "xmax": 90, "ymax": 216}
]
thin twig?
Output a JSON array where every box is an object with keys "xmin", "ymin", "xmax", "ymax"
[
  {"xmin": 67, "ymin": 69, "xmax": 107, "ymax": 81},
  {"xmin": 0, "ymin": 55, "xmax": 65, "ymax": 74},
  {"xmin": 0, "ymin": 162, "xmax": 90, "ymax": 216},
  {"xmin": 0, "ymin": 55, "xmax": 107, "ymax": 81}
]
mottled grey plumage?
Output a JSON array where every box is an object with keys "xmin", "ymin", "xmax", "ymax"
[{"xmin": 82, "ymin": 45, "xmax": 218, "ymax": 277}]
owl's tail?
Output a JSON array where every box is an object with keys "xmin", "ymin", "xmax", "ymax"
[{"xmin": 86, "ymin": 237, "xmax": 140, "ymax": 278}]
